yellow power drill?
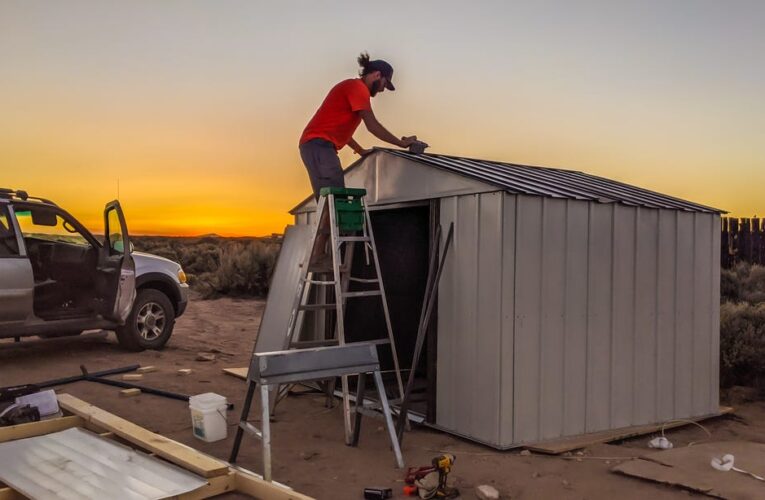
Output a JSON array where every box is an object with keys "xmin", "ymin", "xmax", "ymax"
[{"xmin": 406, "ymin": 454, "xmax": 459, "ymax": 499}]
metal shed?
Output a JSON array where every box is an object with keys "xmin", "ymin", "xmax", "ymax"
[{"xmin": 290, "ymin": 148, "xmax": 724, "ymax": 448}]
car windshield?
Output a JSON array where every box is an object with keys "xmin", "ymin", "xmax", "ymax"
[{"xmin": 15, "ymin": 208, "xmax": 91, "ymax": 246}]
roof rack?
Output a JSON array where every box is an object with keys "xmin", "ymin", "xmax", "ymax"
[{"xmin": 0, "ymin": 188, "xmax": 57, "ymax": 206}]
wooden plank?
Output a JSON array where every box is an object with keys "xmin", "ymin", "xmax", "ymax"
[
  {"xmin": 524, "ymin": 406, "xmax": 733, "ymax": 455},
  {"xmin": 234, "ymin": 469, "xmax": 315, "ymax": 500},
  {"xmin": 57, "ymin": 393, "xmax": 229, "ymax": 478},
  {"xmin": 179, "ymin": 472, "xmax": 236, "ymax": 500},
  {"xmin": 222, "ymin": 367, "xmax": 248, "ymax": 380},
  {"xmin": 0, "ymin": 415, "xmax": 84, "ymax": 443},
  {"xmin": 0, "ymin": 487, "xmax": 25, "ymax": 500}
]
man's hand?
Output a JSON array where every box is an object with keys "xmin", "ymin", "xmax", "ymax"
[{"xmin": 347, "ymin": 138, "xmax": 372, "ymax": 156}]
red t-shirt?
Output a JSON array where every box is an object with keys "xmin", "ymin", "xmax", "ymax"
[{"xmin": 299, "ymin": 79, "xmax": 371, "ymax": 150}]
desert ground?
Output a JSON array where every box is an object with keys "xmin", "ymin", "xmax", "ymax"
[{"xmin": 2, "ymin": 296, "xmax": 763, "ymax": 500}]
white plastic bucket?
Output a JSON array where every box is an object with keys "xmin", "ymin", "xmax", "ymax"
[{"xmin": 189, "ymin": 392, "xmax": 228, "ymax": 442}]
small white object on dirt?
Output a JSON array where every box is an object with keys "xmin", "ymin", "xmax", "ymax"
[
  {"xmin": 648, "ymin": 436, "xmax": 674, "ymax": 449},
  {"xmin": 120, "ymin": 388, "xmax": 141, "ymax": 397},
  {"xmin": 196, "ymin": 353, "xmax": 216, "ymax": 362},
  {"xmin": 122, "ymin": 374, "xmax": 143, "ymax": 381},
  {"xmin": 710, "ymin": 454, "xmax": 765, "ymax": 481},
  {"xmin": 475, "ymin": 484, "xmax": 500, "ymax": 499},
  {"xmin": 177, "ymin": 369, "xmax": 192, "ymax": 375},
  {"xmin": 520, "ymin": 449, "xmax": 531, "ymax": 456},
  {"xmin": 137, "ymin": 366, "xmax": 157, "ymax": 373}
]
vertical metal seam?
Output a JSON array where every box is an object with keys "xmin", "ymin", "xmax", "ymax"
[
  {"xmin": 537, "ymin": 197, "xmax": 546, "ymax": 440},
  {"xmin": 673, "ymin": 210, "xmax": 680, "ymax": 417},
  {"xmin": 512, "ymin": 195, "xmax": 520, "ymax": 442},
  {"xmin": 709, "ymin": 215, "xmax": 716, "ymax": 410},
  {"xmin": 473, "ymin": 193, "xmax": 481, "ymax": 437},
  {"xmin": 691, "ymin": 213, "xmax": 697, "ymax": 412},
  {"xmin": 584, "ymin": 202, "xmax": 591, "ymax": 433},
  {"xmin": 497, "ymin": 193, "xmax": 505, "ymax": 444},
  {"xmin": 654, "ymin": 210, "xmax": 661, "ymax": 422},
  {"xmin": 631, "ymin": 208, "xmax": 639, "ymax": 425},
  {"xmin": 608, "ymin": 204, "xmax": 616, "ymax": 429},
  {"xmin": 560, "ymin": 199, "xmax": 570, "ymax": 436}
]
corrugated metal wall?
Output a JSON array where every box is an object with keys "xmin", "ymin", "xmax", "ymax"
[{"xmin": 437, "ymin": 192, "xmax": 720, "ymax": 447}]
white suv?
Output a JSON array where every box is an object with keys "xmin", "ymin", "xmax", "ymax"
[{"xmin": 0, "ymin": 188, "xmax": 189, "ymax": 351}]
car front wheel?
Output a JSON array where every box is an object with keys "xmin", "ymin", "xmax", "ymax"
[{"xmin": 116, "ymin": 289, "xmax": 175, "ymax": 351}]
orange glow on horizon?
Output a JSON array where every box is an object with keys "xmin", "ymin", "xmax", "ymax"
[{"xmin": 1, "ymin": 2, "xmax": 763, "ymax": 236}]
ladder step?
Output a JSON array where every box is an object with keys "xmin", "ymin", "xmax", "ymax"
[
  {"xmin": 338, "ymin": 236, "xmax": 371, "ymax": 243},
  {"xmin": 298, "ymin": 303, "xmax": 337, "ymax": 311},
  {"xmin": 239, "ymin": 422, "xmax": 262, "ymax": 439},
  {"xmin": 348, "ymin": 277, "xmax": 379, "ymax": 284},
  {"xmin": 343, "ymin": 290, "xmax": 382, "ymax": 298},
  {"xmin": 302, "ymin": 278, "xmax": 337, "ymax": 285},
  {"xmin": 290, "ymin": 339, "xmax": 339, "ymax": 348}
]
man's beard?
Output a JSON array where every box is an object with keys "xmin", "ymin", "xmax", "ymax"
[{"xmin": 369, "ymin": 79, "xmax": 384, "ymax": 97}]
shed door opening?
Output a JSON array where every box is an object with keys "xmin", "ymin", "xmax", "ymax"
[{"xmin": 344, "ymin": 204, "xmax": 433, "ymax": 418}]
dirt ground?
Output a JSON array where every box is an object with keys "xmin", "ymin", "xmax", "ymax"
[{"xmin": 2, "ymin": 297, "xmax": 764, "ymax": 500}]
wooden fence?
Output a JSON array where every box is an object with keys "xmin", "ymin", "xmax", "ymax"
[{"xmin": 722, "ymin": 217, "xmax": 765, "ymax": 268}]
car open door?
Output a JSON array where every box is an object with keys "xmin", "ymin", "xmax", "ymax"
[{"xmin": 100, "ymin": 201, "xmax": 136, "ymax": 323}]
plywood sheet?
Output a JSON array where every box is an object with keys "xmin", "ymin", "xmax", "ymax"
[
  {"xmin": 613, "ymin": 440, "xmax": 765, "ymax": 499},
  {"xmin": 525, "ymin": 407, "xmax": 733, "ymax": 454},
  {"xmin": 0, "ymin": 428, "xmax": 206, "ymax": 500}
]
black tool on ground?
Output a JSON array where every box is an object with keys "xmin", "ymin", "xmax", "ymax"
[
  {"xmin": 2, "ymin": 364, "xmax": 142, "ymax": 390},
  {"xmin": 0, "ymin": 404, "xmax": 40, "ymax": 426},
  {"xmin": 0, "ymin": 384, "xmax": 41, "ymax": 403},
  {"xmin": 396, "ymin": 223, "xmax": 454, "ymax": 443},
  {"xmin": 404, "ymin": 454, "xmax": 459, "ymax": 499},
  {"xmin": 0, "ymin": 364, "xmax": 237, "ymax": 408},
  {"xmin": 363, "ymin": 486, "xmax": 392, "ymax": 500},
  {"xmin": 77, "ymin": 365, "xmax": 192, "ymax": 402}
]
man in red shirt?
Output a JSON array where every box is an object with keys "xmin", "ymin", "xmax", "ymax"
[{"xmin": 299, "ymin": 53, "xmax": 423, "ymax": 268}]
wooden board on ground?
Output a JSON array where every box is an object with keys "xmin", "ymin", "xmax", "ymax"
[
  {"xmin": 612, "ymin": 440, "xmax": 765, "ymax": 499},
  {"xmin": 0, "ymin": 393, "xmax": 318, "ymax": 500},
  {"xmin": 524, "ymin": 407, "xmax": 734, "ymax": 454},
  {"xmin": 223, "ymin": 367, "xmax": 248, "ymax": 380}
]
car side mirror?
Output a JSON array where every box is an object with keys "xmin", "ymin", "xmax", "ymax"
[{"xmin": 31, "ymin": 209, "xmax": 57, "ymax": 226}]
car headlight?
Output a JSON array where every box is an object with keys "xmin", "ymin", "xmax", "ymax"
[{"xmin": 178, "ymin": 269, "xmax": 187, "ymax": 284}]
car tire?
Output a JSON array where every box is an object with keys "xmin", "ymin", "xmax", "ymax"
[{"xmin": 116, "ymin": 289, "xmax": 175, "ymax": 351}]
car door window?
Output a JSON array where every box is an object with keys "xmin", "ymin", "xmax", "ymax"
[
  {"xmin": 0, "ymin": 206, "xmax": 20, "ymax": 256},
  {"xmin": 15, "ymin": 208, "xmax": 90, "ymax": 247}
]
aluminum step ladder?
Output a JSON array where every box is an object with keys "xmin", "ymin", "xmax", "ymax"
[{"xmin": 284, "ymin": 187, "xmax": 405, "ymax": 445}]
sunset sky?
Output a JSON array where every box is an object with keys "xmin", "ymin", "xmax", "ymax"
[{"xmin": 1, "ymin": 1, "xmax": 763, "ymax": 236}]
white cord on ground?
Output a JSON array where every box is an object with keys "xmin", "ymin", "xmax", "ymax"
[
  {"xmin": 648, "ymin": 436, "xmax": 674, "ymax": 449},
  {"xmin": 711, "ymin": 454, "xmax": 765, "ymax": 481}
]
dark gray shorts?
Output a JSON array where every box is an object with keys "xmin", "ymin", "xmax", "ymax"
[{"xmin": 299, "ymin": 138, "xmax": 345, "ymax": 200}]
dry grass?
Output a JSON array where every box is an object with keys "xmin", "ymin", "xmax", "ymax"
[
  {"xmin": 132, "ymin": 235, "xmax": 281, "ymax": 298},
  {"xmin": 720, "ymin": 263, "xmax": 765, "ymax": 392}
]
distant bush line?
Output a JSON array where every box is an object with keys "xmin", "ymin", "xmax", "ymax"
[
  {"xmin": 132, "ymin": 235, "xmax": 282, "ymax": 298},
  {"xmin": 720, "ymin": 263, "xmax": 765, "ymax": 392}
]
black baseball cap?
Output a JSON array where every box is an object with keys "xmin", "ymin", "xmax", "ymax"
[{"xmin": 366, "ymin": 59, "xmax": 395, "ymax": 91}]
